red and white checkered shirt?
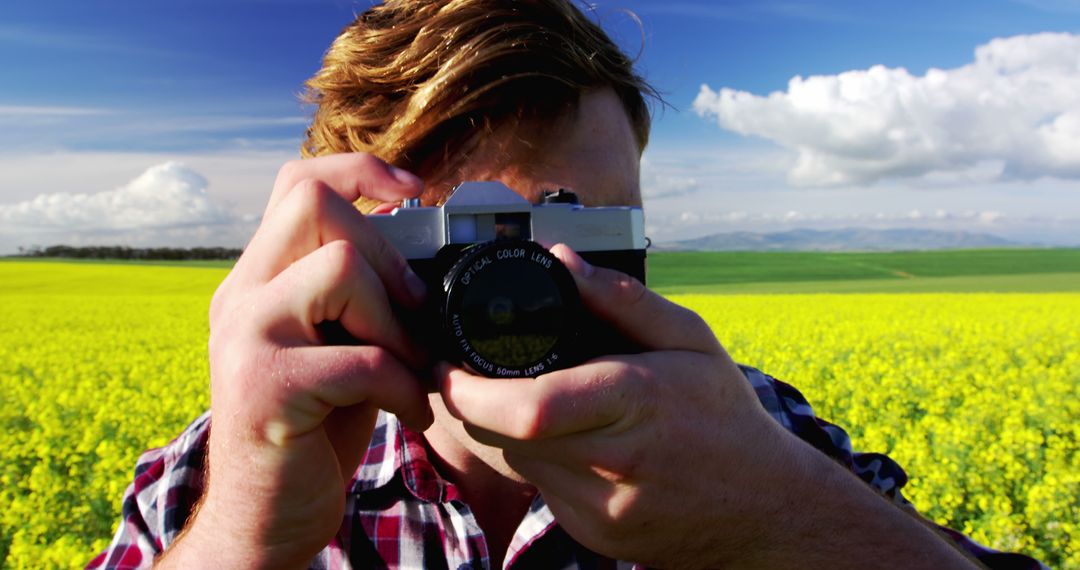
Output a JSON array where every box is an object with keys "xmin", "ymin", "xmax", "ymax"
[{"xmin": 88, "ymin": 366, "xmax": 1046, "ymax": 569}]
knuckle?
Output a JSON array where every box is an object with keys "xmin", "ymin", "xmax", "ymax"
[
  {"xmin": 358, "ymin": 345, "xmax": 392, "ymax": 372},
  {"xmin": 681, "ymin": 307, "xmax": 709, "ymax": 332},
  {"xmin": 347, "ymin": 151, "xmax": 380, "ymax": 169},
  {"xmin": 291, "ymin": 178, "xmax": 334, "ymax": 212},
  {"xmin": 679, "ymin": 310, "xmax": 722, "ymax": 352},
  {"xmin": 611, "ymin": 272, "xmax": 649, "ymax": 307},
  {"xmin": 510, "ymin": 401, "xmax": 549, "ymax": 440},
  {"xmin": 275, "ymin": 159, "xmax": 303, "ymax": 185},
  {"xmin": 322, "ymin": 239, "xmax": 364, "ymax": 280}
]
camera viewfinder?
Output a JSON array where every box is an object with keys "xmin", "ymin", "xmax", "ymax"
[{"xmin": 495, "ymin": 213, "xmax": 531, "ymax": 240}]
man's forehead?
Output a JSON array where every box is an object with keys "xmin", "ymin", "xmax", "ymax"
[{"xmin": 428, "ymin": 89, "xmax": 642, "ymax": 208}]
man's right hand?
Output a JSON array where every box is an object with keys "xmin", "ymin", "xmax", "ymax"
[{"xmin": 157, "ymin": 154, "xmax": 435, "ymax": 569}]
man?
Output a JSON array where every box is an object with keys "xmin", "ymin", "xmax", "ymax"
[{"xmin": 92, "ymin": 1, "xmax": 1044, "ymax": 568}]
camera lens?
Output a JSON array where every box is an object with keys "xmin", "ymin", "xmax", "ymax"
[{"xmin": 442, "ymin": 239, "xmax": 580, "ymax": 378}]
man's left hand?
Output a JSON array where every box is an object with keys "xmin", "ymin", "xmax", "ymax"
[{"xmin": 436, "ymin": 243, "xmax": 806, "ymax": 567}]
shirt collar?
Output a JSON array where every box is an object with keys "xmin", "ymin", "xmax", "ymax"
[{"xmin": 349, "ymin": 410, "xmax": 461, "ymax": 504}]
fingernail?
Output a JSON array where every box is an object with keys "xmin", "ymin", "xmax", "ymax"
[
  {"xmin": 404, "ymin": 265, "xmax": 427, "ymax": 301},
  {"xmin": 388, "ymin": 164, "xmax": 422, "ymax": 187},
  {"xmin": 558, "ymin": 246, "xmax": 594, "ymax": 278}
]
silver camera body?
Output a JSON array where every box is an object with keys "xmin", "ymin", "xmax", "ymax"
[
  {"xmin": 368, "ymin": 181, "xmax": 646, "ymax": 265},
  {"xmin": 367, "ymin": 181, "xmax": 646, "ymax": 378}
]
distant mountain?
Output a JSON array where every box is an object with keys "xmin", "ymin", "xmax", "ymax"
[{"xmin": 658, "ymin": 228, "xmax": 1025, "ymax": 252}]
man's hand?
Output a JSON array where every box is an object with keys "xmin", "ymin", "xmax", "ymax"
[
  {"xmin": 159, "ymin": 154, "xmax": 434, "ymax": 569},
  {"xmin": 437, "ymin": 244, "xmax": 981, "ymax": 569}
]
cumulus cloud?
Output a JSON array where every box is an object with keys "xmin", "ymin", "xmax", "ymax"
[
  {"xmin": 0, "ymin": 161, "xmax": 235, "ymax": 230},
  {"xmin": 693, "ymin": 32, "xmax": 1080, "ymax": 186},
  {"xmin": 641, "ymin": 159, "xmax": 700, "ymax": 200}
]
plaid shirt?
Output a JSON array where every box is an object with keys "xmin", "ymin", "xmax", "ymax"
[{"xmin": 89, "ymin": 366, "xmax": 1046, "ymax": 569}]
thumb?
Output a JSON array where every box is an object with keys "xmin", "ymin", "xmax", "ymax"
[{"xmin": 550, "ymin": 244, "xmax": 721, "ymax": 354}]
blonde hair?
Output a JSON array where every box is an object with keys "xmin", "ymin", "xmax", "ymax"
[{"xmin": 301, "ymin": 0, "xmax": 656, "ymax": 210}]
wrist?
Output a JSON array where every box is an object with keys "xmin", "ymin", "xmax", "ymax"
[
  {"xmin": 730, "ymin": 426, "xmax": 980, "ymax": 569},
  {"xmin": 154, "ymin": 500, "xmax": 266, "ymax": 569},
  {"xmin": 156, "ymin": 494, "xmax": 313, "ymax": 570},
  {"xmin": 156, "ymin": 452, "xmax": 338, "ymax": 570}
]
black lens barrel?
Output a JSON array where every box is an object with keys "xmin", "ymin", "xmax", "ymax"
[{"xmin": 441, "ymin": 239, "xmax": 581, "ymax": 378}]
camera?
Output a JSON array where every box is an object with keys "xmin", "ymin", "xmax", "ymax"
[{"xmin": 368, "ymin": 181, "xmax": 646, "ymax": 378}]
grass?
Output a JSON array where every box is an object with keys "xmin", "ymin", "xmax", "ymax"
[
  {"xmin": 646, "ymin": 248, "xmax": 1080, "ymax": 294},
  {"xmin": 4, "ymin": 248, "xmax": 1077, "ymax": 295},
  {"xmin": 655, "ymin": 272, "xmax": 1080, "ymax": 295}
]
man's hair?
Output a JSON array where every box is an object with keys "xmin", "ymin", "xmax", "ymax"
[{"xmin": 301, "ymin": 0, "xmax": 656, "ymax": 207}]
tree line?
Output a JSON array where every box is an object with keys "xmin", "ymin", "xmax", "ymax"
[{"xmin": 15, "ymin": 245, "xmax": 243, "ymax": 260}]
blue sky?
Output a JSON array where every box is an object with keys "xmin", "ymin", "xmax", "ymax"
[{"xmin": 2, "ymin": 0, "xmax": 1079, "ymax": 251}]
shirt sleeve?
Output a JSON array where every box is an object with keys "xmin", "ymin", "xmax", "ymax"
[
  {"xmin": 86, "ymin": 412, "xmax": 211, "ymax": 570},
  {"xmin": 738, "ymin": 365, "xmax": 1048, "ymax": 570}
]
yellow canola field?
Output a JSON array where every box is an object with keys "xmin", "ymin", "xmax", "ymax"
[
  {"xmin": 672, "ymin": 293, "xmax": 1079, "ymax": 568},
  {"xmin": 1, "ymin": 262, "xmax": 224, "ymax": 568},
  {"xmin": 1, "ymin": 261, "xmax": 1077, "ymax": 568}
]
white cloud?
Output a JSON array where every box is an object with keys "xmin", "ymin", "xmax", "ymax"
[
  {"xmin": 639, "ymin": 145, "xmax": 792, "ymax": 201},
  {"xmin": 0, "ymin": 162, "xmax": 234, "ymax": 230},
  {"xmin": 0, "ymin": 149, "xmax": 295, "ymax": 212},
  {"xmin": 641, "ymin": 163, "xmax": 700, "ymax": 199},
  {"xmin": 693, "ymin": 32, "xmax": 1080, "ymax": 186},
  {"xmin": 0, "ymin": 161, "xmax": 268, "ymax": 254}
]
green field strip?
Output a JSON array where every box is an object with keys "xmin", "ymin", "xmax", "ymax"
[
  {"xmin": 5, "ymin": 249, "xmax": 1079, "ymax": 296},
  {"xmin": 652, "ymin": 272, "xmax": 1080, "ymax": 295},
  {"xmin": 814, "ymin": 248, "xmax": 1080, "ymax": 277},
  {"xmin": 646, "ymin": 248, "xmax": 1080, "ymax": 290},
  {"xmin": 815, "ymin": 254, "xmax": 912, "ymax": 279}
]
